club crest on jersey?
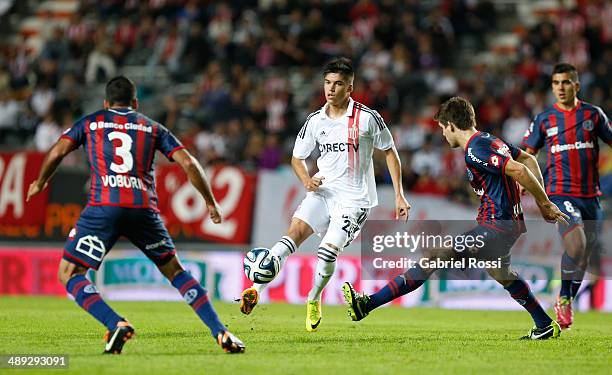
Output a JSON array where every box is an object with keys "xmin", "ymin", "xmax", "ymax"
[
  {"xmin": 583, "ymin": 120, "xmax": 594, "ymax": 131},
  {"xmin": 348, "ymin": 126, "xmax": 358, "ymax": 140},
  {"xmin": 546, "ymin": 127, "xmax": 558, "ymax": 137}
]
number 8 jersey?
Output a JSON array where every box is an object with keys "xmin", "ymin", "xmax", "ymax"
[{"xmin": 61, "ymin": 107, "xmax": 184, "ymax": 210}]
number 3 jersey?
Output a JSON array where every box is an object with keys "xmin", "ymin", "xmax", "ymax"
[
  {"xmin": 61, "ymin": 107, "xmax": 184, "ymax": 210},
  {"xmin": 293, "ymin": 98, "xmax": 394, "ymax": 208},
  {"xmin": 464, "ymin": 131, "xmax": 526, "ymax": 233}
]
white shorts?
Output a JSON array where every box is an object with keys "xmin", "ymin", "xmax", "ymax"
[{"xmin": 293, "ymin": 192, "xmax": 370, "ymax": 249}]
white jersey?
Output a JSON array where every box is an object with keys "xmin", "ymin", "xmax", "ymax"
[{"xmin": 293, "ymin": 98, "xmax": 394, "ymax": 208}]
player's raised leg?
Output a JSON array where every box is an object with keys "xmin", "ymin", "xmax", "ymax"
[
  {"xmin": 487, "ymin": 264, "xmax": 560, "ymax": 340},
  {"xmin": 343, "ymin": 248, "xmax": 443, "ymax": 321},
  {"xmin": 59, "ymin": 259, "xmax": 134, "ymax": 354},
  {"xmin": 240, "ymin": 217, "xmax": 313, "ymax": 315},
  {"xmin": 158, "ymin": 256, "xmax": 245, "ymax": 353}
]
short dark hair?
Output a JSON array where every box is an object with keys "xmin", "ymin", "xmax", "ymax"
[
  {"xmin": 433, "ymin": 96, "xmax": 476, "ymax": 130},
  {"xmin": 323, "ymin": 57, "xmax": 354, "ymax": 81},
  {"xmin": 105, "ymin": 76, "xmax": 136, "ymax": 106},
  {"xmin": 552, "ymin": 63, "xmax": 579, "ymax": 81}
]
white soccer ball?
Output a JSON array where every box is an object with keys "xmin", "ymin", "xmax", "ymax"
[{"xmin": 243, "ymin": 248, "xmax": 280, "ymax": 284}]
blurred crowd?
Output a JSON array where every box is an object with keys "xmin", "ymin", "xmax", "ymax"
[{"xmin": 0, "ymin": 0, "xmax": 611, "ymax": 203}]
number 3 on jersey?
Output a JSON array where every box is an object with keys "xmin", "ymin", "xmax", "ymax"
[{"xmin": 108, "ymin": 131, "xmax": 133, "ymax": 173}]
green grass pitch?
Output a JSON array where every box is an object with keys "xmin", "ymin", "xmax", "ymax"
[{"xmin": 1, "ymin": 296, "xmax": 610, "ymax": 374}]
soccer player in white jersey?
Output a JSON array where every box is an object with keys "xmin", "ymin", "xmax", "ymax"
[{"xmin": 240, "ymin": 57, "xmax": 411, "ymax": 331}]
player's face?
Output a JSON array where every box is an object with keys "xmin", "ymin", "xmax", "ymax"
[
  {"xmin": 551, "ymin": 72, "xmax": 579, "ymax": 106},
  {"xmin": 438, "ymin": 121, "xmax": 459, "ymax": 147},
  {"xmin": 324, "ymin": 73, "xmax": 352, "ymax": 106}
]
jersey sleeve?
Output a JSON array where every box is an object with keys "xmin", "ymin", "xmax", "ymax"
[
  {"xmin": 60, "ymin": 118, "xmax": 86, "ymax": 147},
  {"xmin": 156, "ymin": 124, "xmax": 185, "ymax": 161},
  {"xmin": 467, "ymin": 137, "xmax": 513, "ymax": 176},
  {"xmin": 509, "ymin": 143, "xmax": 522, "ymax": 159},
  {"xmin": 594, "ymin": 107, "xmax": 612, "ymax": 145},
  {"xmin": 293, "ymin": 116, "xmax": 317, "ymax": 159},
  {"xmin": 370, "ymin": 110, "xmax": 394, "ymax": 150},
  {"xmin": 521, "ymin": 115, "xmax": 545, "ymax": 151}
]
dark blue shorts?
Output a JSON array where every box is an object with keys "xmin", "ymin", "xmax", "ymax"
[
  {"xmin": 459, "ymin": 225, "xmax": 521, "ymax": 267},
  {"xmin": 63, "ymin": 205, "xmax": 176, "ymax": 270},
  {"xmin": 549, "ymin": 195, "xmax": 603, "ymax": 238}
]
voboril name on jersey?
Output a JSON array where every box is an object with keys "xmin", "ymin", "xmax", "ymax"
[
  {"xmin": 550, "ymin": 141, "xmax": 594, "ymax": 154},
  {"xmin": 101, "ymin": 174, "xmax": 148, "ymax": 191},
  {"xmin": 89, "ymin": 121, "xmax": 153, "ymax": 133},
  {"xmin": 318, "ymin": 142, "xmax": 360, "ymax": 153}
]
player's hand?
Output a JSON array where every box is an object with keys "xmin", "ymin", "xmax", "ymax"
[
  {"xmin": 207, "ymin": 202, "xmax": 223, "ymax": 224},
  {"xmin": 26, "ymin": 180, "xmax": 47, "ymax": 202},
  {"xmin": 395, "ymin": 195, "xmax": 411, "ymax": 222},
  {"xmin": 305, "ymin": 176, "xmax": 325, "ymax": 192},
  {"xmin": 537, "ymin": 200, "xmax": 570, "ymax": 225}
]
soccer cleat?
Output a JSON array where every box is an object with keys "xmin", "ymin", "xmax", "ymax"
[
  {"xmin": 217, "ymin": 331, "xmax": 246, "ymax": 354},
  {"xmin": 342, "ymin": 282, "xmax": 370, "ymax": 321},
  {"xmin": 103, "ymin": 321, "xmax": 135, "ymax": 354},
  {"xmin": 553, "ymin": 296, "xmax": 573, "ymax": 329},
  {"xmin": 306, "ymin": 300, "xmax": 322, "ymax": 332},
  {"xmin": 240, "ymin": 287, "xmax": 259, "ymax": 315},
  {"xmin": 520, "ymin": 320, "xmax": 561, "ymax": 340}
]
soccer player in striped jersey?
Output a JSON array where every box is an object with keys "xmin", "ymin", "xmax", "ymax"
[
  {"xmin": 344, "ymin": 97, "xmax": 569, "ymax": 340},
  {"xmin": 239, "ymin": 57, "xmax": 411, "ymax": 332},
  {"xmin": 521, "ymin": 63, "xmax": 611, "ymax": 329},
  {"xmin": 26, "ymin": 76, "xmax": 244, "ymax": 354}
]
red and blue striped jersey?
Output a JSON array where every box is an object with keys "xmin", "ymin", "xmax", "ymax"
[
  {"xmin": 465, "ymin": 132, "xmax": 526, "ymax": 233},
  {"xmin": 61, "ymin": 107, "xmax": 184, "ymax": 210},
  {"xmin": 521, "ymin": 101, "xmax": 612, "ymax": 198}
]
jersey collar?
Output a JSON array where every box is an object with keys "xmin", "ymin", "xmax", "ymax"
[
  {"xmin": 553, "ymin": 100, "xmax": 581, "ymax": 113},
  {"xmin": 465, "ymin": 130, "xmax": 481, "ymax": 149},
  {"xmin": 107, "ymin": 107, "xmax": 135, "ymax": 115},
  {"xmin": 321, "ymin": 97, "xmax": 354, "ymax": 119}
]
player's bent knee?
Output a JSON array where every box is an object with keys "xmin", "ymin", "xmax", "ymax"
[
  {"xmin": 57, "ymin": 259, "xmax": 87, "ymax": 286},
  {"xmin": 157, "ymin": 255, "xmax": 185, "ymax": 281},
  {"xmin": 487, "ymin": 266, "xmax": 515, "ymax": 287}
]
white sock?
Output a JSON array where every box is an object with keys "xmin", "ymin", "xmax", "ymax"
[
  {"xmin": 270, "ymin": 235, "xmax": 297, "ymax": 267},
  {"xmin": 307, "ymin": 244, "xmax": 338, "ymax": 301},
  {"xmin": 253, "ymin": 236, "xmax": 298, "ymax": 294}
]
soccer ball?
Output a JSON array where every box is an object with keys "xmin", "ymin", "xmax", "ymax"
[{"xmin": 243, "ymin": 248, "xmax": 280, "ymax": 284}]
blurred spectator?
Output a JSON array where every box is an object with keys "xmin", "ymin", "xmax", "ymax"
[
  {"xmin": 393, "ymin": 111, "xmax": 425, "ymax": 152},
  {"xmin": 259, "ymin": 133, "xmax": 283, "ymax": 170},
  {"xmin": 502, "ymin": 104, "xmax": 530, "ymax": 145},
  {"xmin": 85, "ymin": 37, "xmax": 116, "ymax": 84},
  {"xmin": 34, "ymin": 102, "xmax": 62, "ymax": 151},
  {"xmin": 411, "ymin": 136, "xmax": 442, "ymax": 177}
]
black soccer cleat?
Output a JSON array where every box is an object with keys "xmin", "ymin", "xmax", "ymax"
[
  {"xmin": 103, "ymin": 321, "xmax": 135, "ymax": 354},
  {"xmin": 520, "ymin": 320, "xmax": 561, "ymax": 340},
  {"xmin": 217, "ymin": 331, "xmax": 246, "ymax": 354},
  {"xmin": 342, "ymin": 282, "xmax": 370, "ymax": 321}
]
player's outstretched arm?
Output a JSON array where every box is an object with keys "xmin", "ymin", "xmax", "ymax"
[
  {"xmin": 291, "ymin": 156, "xmax": 324, "ymax": 191},
  {"xmin": 27, "ymin": 138, "xmax": 77, "ymax": 202},
  {"xmin": 383, "ymin": 146, "xmax": 411, "ymax": 221},
  {"xmin": 504, "ymin": 158, "xmax": 569, "ymax": 225},
  {"xmin": 172, "ymin": 149, "xmax": 222, "ymax": 223}
]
